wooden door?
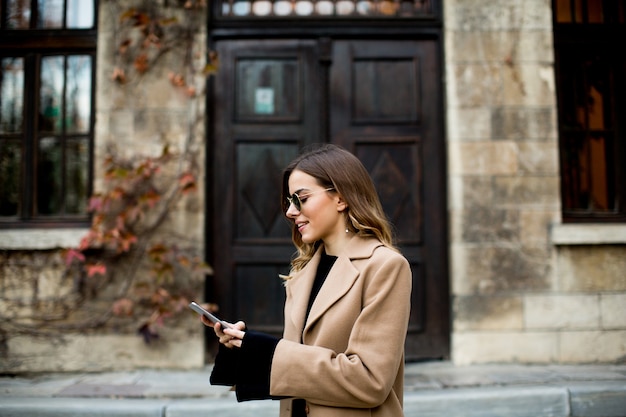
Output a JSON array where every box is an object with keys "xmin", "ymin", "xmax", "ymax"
[{"xmin": 209, "ymin": 38, "xmax": 449, "ymax": 360}]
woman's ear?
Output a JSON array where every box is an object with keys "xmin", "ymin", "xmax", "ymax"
[{"xmin": 336, "ymin": 195, "xmax": 348, "ymax": 212}]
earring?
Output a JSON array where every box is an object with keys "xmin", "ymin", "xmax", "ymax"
[{"xmin": 346, "ymin": 228, "xmax": 349, "ymax": 233}]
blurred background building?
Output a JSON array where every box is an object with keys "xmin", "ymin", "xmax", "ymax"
[{"xmin": 1, "ymin": 0, "xmax": 624, "ymax": 372}]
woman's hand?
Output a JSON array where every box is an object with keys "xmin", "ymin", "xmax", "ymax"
[{"xmin": 200, "ymin": 315, "xmax": 246, "ymax": 348}]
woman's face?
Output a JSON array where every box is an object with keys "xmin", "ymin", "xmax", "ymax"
[{"xmin": 286, "ymin": 170, "xmax": 345, "ymax": 245}]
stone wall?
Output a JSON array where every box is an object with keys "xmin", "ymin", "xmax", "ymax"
[
  {"xmin": 445, "ymin": 0, "xmax": 626, "ymax": 364},
  {"xmin": 0, "ymin": 0, "xmax": 208, "ymax": 373}
]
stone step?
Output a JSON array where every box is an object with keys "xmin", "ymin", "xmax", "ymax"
[{"xmin": 1, "ymin": 382, "xmax": 625, "ymax": 417}]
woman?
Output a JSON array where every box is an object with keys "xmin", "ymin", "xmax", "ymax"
[{"xmin": 204, "ymin": 144, "xmax": 412, "ymax": 417}]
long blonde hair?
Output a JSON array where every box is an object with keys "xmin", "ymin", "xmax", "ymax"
[{"xmin": 281, "ymin": 144, "xmax": 395, "ymax": 273}]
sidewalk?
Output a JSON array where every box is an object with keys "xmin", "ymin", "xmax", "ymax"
[{"xmin": 1, "ymin": 362, "xmax": 625, "ymax": 416}]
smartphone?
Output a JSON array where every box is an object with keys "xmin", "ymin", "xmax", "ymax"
[{"xmin": 188, "ymin": 302, "xmax": 232, "ymax": 330}]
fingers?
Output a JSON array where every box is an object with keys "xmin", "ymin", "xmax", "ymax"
[
  {"xmin": 200, "ymin": 315, "xmax": 214, "ymax": 328},
  {"xmin": 215, "ymin": 321, "xmax": 246, "ymax": 349}
]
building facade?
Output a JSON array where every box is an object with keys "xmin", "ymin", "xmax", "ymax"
[{"xmin": 0, "ymin": 0, "xmax": 624, "ymax": 372}]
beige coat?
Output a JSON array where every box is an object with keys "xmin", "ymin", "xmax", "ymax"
[{"xmin": 270, "ymin": 236, "xmax": 412, "ymax": 417}]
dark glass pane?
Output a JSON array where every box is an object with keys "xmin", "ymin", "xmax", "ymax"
[
  {"xmin": 235, "ymin": 58, "xmax": 299, "ymax": 120},
  {"xmin": 585, "ymin": 57, "xmax": 612, "ymax": 130},
  {"xmin": 556, "ymin": 0, "xmax": 572, "ymax": 23},
  {"xmin": 6, "ymin": 0, "xmax": 31, "ymax": 28},
  {"xmin": 65, "ymin": 56, "xmax": 91, "ymax": 133},
  {"xmin": 40, "ymin": 56, "xmax": 64, "ymax": 134},
  {"xmin": 67, "ymin": 0, "xmax": 94, "ymax": 28},
  {"xmin": 65, "ymin": 138, "xmax": 88, "ymax": 214},
  {"xmin": 587, "ymin": 0, "xmax": 603, "ymax": 23},
  {"xmin": 574, "ymin": 0, "xmax": 583, "ymax": 22},
  {"xmin": 559, "ymin": 52, "xmax": 617, "ymax": 215},
  {"xmin": 37, "ymin": 0, "xmax": 64, "ymax": 28},
  {"xmin": 37, "ymin": 136, "xmax": 62, "ymax": 215},
  {"xmin": 562, "ymin": 133, "xmax": 615, "ymax": 212},
  {"xmin": 0, "ymin": 141, "xmax": 21, "ymax": 216},
  {"xmin": 0, "ymin": 58, "xmax": 24, "ymax": 134}
]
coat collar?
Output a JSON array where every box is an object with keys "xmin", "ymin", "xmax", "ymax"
[{"xmin": 286, "ymin": 236, "xmax": 384, "ymax": 338}]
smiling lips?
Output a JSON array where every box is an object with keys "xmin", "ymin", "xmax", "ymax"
[{"xmin": 296, "ymin": 221, "xmax": 308, "ymax": 232}]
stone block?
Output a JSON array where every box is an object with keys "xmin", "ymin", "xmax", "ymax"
[
  {"xmin": 461, "ymin": 206, "xmax": 520, "ymax": 243},
  {"xmin": 460, "ymin": 175, "xmax": 494, "ymax": 208},
  {"xmin": 4, "ymin": 329, "xmax": 205, "ymax": 373},
  {"xmin": 524, "ymin": 295, "xmax": 600, "ymax": 330},
  {"xmin": 503, "ymin": 64, "xmax": 556, "ymax": 107},
  {"xmin": 445, "ymin": 31, "xmax": 554, "ymax": 64},
  {"xmin": 517, "ymin": 141, "xmax": 559, "ymax": 175},
  {"xmin": 38, "ymin": 267, "xmax": 73, "ymax": 300},
  {"xmin": 491, "ymin": 107, "xmax": 557, "ymax": 141},
  {"xmin": 519, "ymin": 210, "xmax": 560, "ymax": 247},
  {"xmin": 167, "ymin": 398, "xmax": 280, "ymax": 417},
  {"xmin": 453, "ymin": 296, "xmax": 523, "ymax": 331},
  {"xmin": 449, "ymin": 141, "xmax": 518, "ymax": 175},
  {"xmin": 569, "ymin": 381, "xmax": 626, "ymax": 417},
  {"xmin": 601, "ymin": 294, "xmax": 626, "ymax": 329},
  {"xmin": 0, "ymin": 398, "xmax": 166, "ymax": 417},
  {"xmin": 445, "ymin": 0, "xmax": 552, "ymax": 31},
  {"xmin": 403, "ymin": 386, "xmax": 569, "ymax": 417},
  {"xmin": 452, "ymin": 331, "xmax": 559, "ymax": 364},
  {"xmin": 451, "ymin": 63, "xmax": 504, "ymax": 107},
  {"xmin": 493, "ymin": 176, "xmax": 560, "ymax": 208},
  {"xmin": 557, "ymin": 246, "xmax": 626, "ymax": 292},
  {"xmin": 450, "ymin": 243, "xmax": 468, "ymax": 295},
  {"xmin": 559, "ymin": 330, "xmax": 626, "ymax": 363},
  {"xmin": 459, "ymin": 245, "xmax": 553, "ymax": 294},
  {"xmin": 447, "ymin": 107, "xmax": 491, "ymax": 141}
]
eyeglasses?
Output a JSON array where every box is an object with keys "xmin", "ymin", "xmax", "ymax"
[{"xmin": 286, "ymin": 188, "xmax": 334, "ymax": 211}]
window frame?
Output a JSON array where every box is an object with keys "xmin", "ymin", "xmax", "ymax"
[
  {"xmin": 552, "ymin": 0, "xmax": 626, "ymax": 223},
  {"xmin": 0, "ymin": 0, "xmax": 98, "ymax": 228}
]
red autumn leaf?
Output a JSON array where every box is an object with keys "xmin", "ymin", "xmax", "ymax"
[
  {"xmin": 140, "ymin": 189, "xmax": 161, "ymax": 208},
  {"xmin": 119, "ymin": 8, "xmax": 137, "ymax": 22},
  {"xmin": 118, "ymin": 233, "xmax": 138, "ymax": 253},
  {"xmin": 159, "ymin": 17, "xmax": 179, "ymax": 25},
  {"xmin": 178, "ymin": 173, "xmax": 197, "ymax": 194},
  {"xmin": 168, "ymin": 72, "xmax": 185, "ymax": 87},
  {"xmin": 134, "ymin": 53, "xmax": 149, "ymax": 74},
  {"xmin": 88, "ymin": 195, "xmax": 103, "ymax": 212},
  {"xmin": 111, "ymin": 67, "xmax": 127, "ymax": 84},
  {"xmin": 133, "ymin": 12, "xmax": 150, "ymax": 27},
  {"xmin": 64, "ymin": 249, "xmax": 85, "ymax": 266},
  {"xmin": 148, "ymin": 243, "xmax": 169, "ymax": 260},
  {"xmin": 112, "ymin": 298, "xmax": 134, "ymax": 316},
  {"xmin": 86, "ymin": 262, "xmax": 107, "ymax": 277},
  {"xmin": 118, "ymin": 39, "xmax": 132, "ymax": 54}
]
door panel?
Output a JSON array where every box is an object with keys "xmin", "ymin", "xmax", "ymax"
[
  {"xmin": 210, "ymin": 38, "xmax": 449, "ymax": 360},
  {"xmin": 211, "ymin": 40, "xmax": 321, "ymax": 338},
  {"xmin": 330, "ymin": 40, "xmax": 448, "ymax": 359}
]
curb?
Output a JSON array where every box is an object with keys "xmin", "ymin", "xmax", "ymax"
[{"xmin": 1, "ymin": 382, "xmax": 625, "ymax": 417}]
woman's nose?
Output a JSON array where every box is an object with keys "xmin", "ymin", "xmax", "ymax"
[{"xmin": 285, "ymin": 202, "xmax": 299, "ymax": 217}]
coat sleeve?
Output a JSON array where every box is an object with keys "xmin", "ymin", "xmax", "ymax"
[
  {"xmin": 209, "ymin": 330, "xmax": 282, "ymax": 402},
  {"xmin": 269, "ymin": 251, "xmax": 412, "ymax": 408}
]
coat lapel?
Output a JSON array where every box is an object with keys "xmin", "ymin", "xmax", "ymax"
[
  {"xmin": 303, "ymin": 255, "xmax": 359, "ymax": 335},
  {"xmin": 286, "ymin": 250, "xmax": 320, "ymax": 337},
  {"xmin": 302, "ymin": 236, "xmax": 384, "ymax": 337}
]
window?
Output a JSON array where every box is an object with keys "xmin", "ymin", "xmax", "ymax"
[
  {"xmin": 0, "ymin": 0, "xmax": 96, "ymax": 227},
  {"xmin": 552, "ymin": 0, "xmax": 626, "ymax": 222}
]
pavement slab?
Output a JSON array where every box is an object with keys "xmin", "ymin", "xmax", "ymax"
[{"xmin": 1, "ymin": 362, "xmax": 625, "ymax": 417}]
